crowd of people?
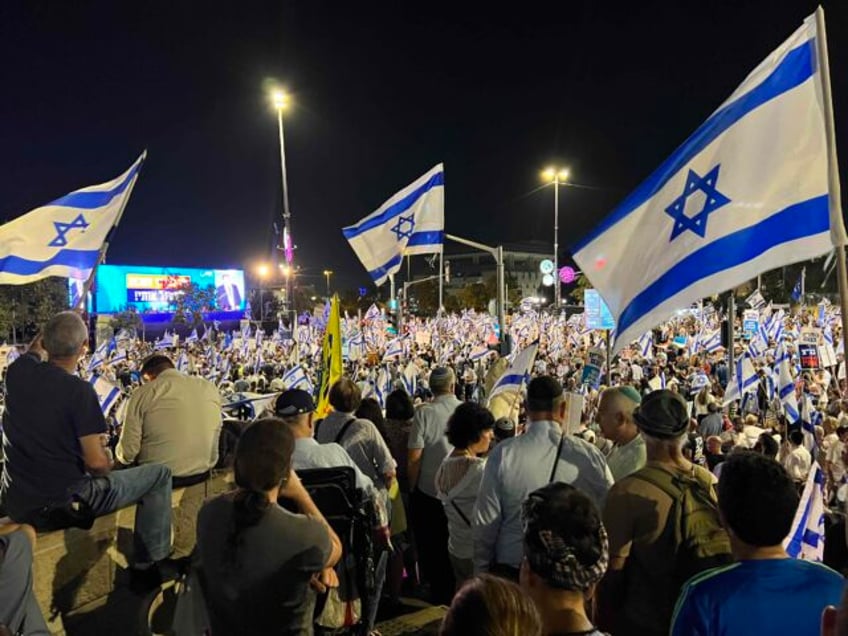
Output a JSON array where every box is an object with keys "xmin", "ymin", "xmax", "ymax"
[{"xmin": 2, "ymin": 300, "xmax": 848, "ymax": 635}]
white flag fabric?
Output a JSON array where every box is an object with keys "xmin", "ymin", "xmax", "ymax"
[
  {"xmin": 0, "ymin": 153, "xmax": 145, "ymax": 285},
  {"xmin": 573, "ymin": 12, "xmax": 844, "ymax": 353},
  {"xmin": 489, "ymin": 341, "xmax": 539, "ymax": 402},
  {"xmin": 343, "ymin": 164, "xmax": 444, "ymax": 286},
  {"xmin": 90, "ymin": 375, "xmax": 121, "ymax": 415},
  {"xmin": 784, "ymin": 462, "xmax": 826, "ymax": 561}
]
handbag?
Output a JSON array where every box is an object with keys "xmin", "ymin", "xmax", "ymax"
[{"xmin": 171, "ymin": 569, "xmax": 211, "ymax": 635}]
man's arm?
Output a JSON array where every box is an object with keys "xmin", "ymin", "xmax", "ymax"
[
  {"xmin": 471, "ymin": 447, "xmax": 503, "ymax": 573},
  {"xmin": 366, "ymin": 421, "xmax": 397, "ymax": 487},
  {"xmin": 407, "ymin": 411, "xmax": 426, "ymax": 492},
  {"xmin": 115, "ymin": 392, "xmax": 144, "ymax": 466},
  {"xmin": 280, "ymin": 470, "xmax": 342, "ymax": 568},
  {"xmin": 80, "ymin": 434, "xmax": 113, "ymax": 475}
]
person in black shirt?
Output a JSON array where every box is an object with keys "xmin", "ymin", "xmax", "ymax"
[{"xmin": 0, "ymin": 312, "xmax": 173, "ymax": 573}]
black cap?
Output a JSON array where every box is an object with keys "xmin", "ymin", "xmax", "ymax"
[
  {"xmin": 526, "ymin": 376, "xmax": 564, "ymax": 412},
  {"xmin": 275, "ymin": 389, "xmax": 315, "ymax": 416},
  {"xmin": 633, "ymin": 389, "xmax": 689, "ymax": 439}
]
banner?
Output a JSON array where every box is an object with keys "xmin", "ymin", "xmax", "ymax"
[{"xmin": 315, "ymin": 295, "xmax": 343, "ymax": 419}]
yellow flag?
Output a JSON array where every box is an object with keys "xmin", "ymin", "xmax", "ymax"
[{"xmin": 315, "ymin": 294, "xmax": 343, "ymax": 419}]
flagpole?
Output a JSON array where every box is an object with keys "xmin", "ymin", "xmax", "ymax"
[
  {"xmin": 74, "ymin": 151, "xmax": 147, "ymax": 324},
  {"xmin": 438, "ymin": 248, "xmax": 444, "ymax": 314},
  {"xmin": 815, "ymin": 8, "xmax": 848, "ymax": 395}
]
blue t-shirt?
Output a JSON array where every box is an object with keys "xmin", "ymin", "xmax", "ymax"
[{"xmin": 671, "ymin": 559, "xmax": 844, "ymax": 636}]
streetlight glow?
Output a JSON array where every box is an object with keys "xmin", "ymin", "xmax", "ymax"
[
  {"xmin": 279, "ymin": 264, "xmax": 292, "ymax": 277},
  {"xmin": 271, "ymin": 89, "xmax": 289, "ymax": 110},
  {"xmin": 558, "ymin": 169, "xmax": 570, "ymax": 182},
  {"xmin": 541, "ymin": 165, "xmax": 571, "ymax": 307},
  {"xmin": 542, "ymin": 167, "xmax": 556, "ymax": 182},
  {"xmin": 257, "ymin": 264, "xmax": 270, "ymax": 278}
]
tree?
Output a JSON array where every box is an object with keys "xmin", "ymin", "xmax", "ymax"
[
  {"xmin": 171, "ymin": 283, "xmax": 216, "ymax": 328},
  {"xmin": 568, "ymin": 274, "xmax": 594, "ymax": 304},
  {"xmin": 0, "ymin": 278, "xmax": 68, "ymax": 341},
  {"xmin": 110, "ymin": 306, "xmax": 143, "ymax": 335}
]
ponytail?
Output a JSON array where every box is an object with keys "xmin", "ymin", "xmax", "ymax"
[{"xmin": 224, "ymin": 489, "xmax": 270, "ymax": 569}]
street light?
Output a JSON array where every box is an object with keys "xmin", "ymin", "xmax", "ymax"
[
  {"xmin": 256, "ymin": 264, "xmax": 270, "ymax": 321},
  {"xmin": 323, "ymin": 270, "xmax": 333, "ymax": 297},
  {"xmin": 269, "ymin": 86, "xmax": 294, "ymax": 311},
  {"xmin": 541, "ymin": 166, "xmax": 570, "ymax": 307}
]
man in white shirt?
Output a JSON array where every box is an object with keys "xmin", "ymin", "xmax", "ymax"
[
  {"xmin": 473, "ymin": 376, "xmax": 613, "ymax": 580},
  {"xmin": 597, "ymin": 386, "xmax": 646, "ymax": 481},
  {"xmin": 781, "ymin": 430, "xmax": 812, "ymax": 484}
]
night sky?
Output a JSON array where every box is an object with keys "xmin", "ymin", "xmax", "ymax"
[{"xmin": 1, "ymin": 1, "xmax": 845, "ymax": 291}]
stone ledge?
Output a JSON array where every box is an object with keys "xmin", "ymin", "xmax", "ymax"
[{"xmin": 30, "ymin": 470, "xmax": 234, "ymax": 635}]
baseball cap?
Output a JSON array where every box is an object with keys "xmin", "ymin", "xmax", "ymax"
[
  {"xmin": 633, "ymin": 389, "xmax": 689, "ymax": 439},
  {"xmin": 275, "ymin": 389, "xmax": 315, "ymax": 416}
]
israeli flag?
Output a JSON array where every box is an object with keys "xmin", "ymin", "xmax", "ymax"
[
  {"xmin": 89, "ymin": 375, "xmax": 121, "ymax": 415},
  {"xmin": 185, "ymin": 329, "xmax": 199, "ymax": 344},
  {"xmin": 722, "ymin": 354, "xmax": 758, "ymax": 405},
  {"xmin": 0, "ymin": 153, "xmax": 146, "ymax": 285},
  {"xmin": 154, "ymin": 332, "xmax": 175, "ymax": 350},
  {"xmin": 636, "ymin": 331, "xmax": 654, "ymax": 359},
  {"xmin": 176, "ymin": 351, "xmax": 189, "ymax": 373},
  {"xmin": 111, "ymin": 348, "xmax": 127, "ymax": 364},
  {"xmin": 784, "ymin": 462, "xmax": 825, "ymax": 561},
  {"xmin": 469, "ymin": 345, "xmax": 492, "ymax": 361},
  {"xmin": 776, "ymin": 344, "xmax": 800, "ymax": 421},
  {"xmin": 402, "ymin": 361, "xmax": 418, "ymax": 395},
  {"xmin": 700, "ymin": 330, "xmax": 723, "ymax": 353},
  {"xmin": 572, "ymin": 11, "xmax": 844, "ymax": 353},
  {"xmin": 343, "ymin": 164, "xmax": 445, "ymax": 286},
  {"xmin": 382, "ymin": 337, "xmax": 404, "ymax": 361},
  {"xmin": 489, "ymin": 341, "xmax": 539, "ymax": 401},
  {"xmin": 282, "ymin": 364, "xmax": 312, "ymax": 392}
]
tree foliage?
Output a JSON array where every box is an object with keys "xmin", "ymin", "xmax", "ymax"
[
  {"xmin": 109, "ymin": 306, "xmax": 143, "ymax": 335},
  {"xmin": 0, "ymin": 278, "xmax": 68, "ymax": 341},
  {"xmin": 172, "ymin": 282, "xmax": 216, "ymax": 327}
]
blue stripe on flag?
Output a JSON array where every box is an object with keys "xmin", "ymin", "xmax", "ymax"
[
  {"xmin": 343, "ymin": 171, "xmax": 445, "ymax": 239},
  {"xmin": 0, "ymin": 248, "xmax": 100, "ymax": 276},
  {"xmin": 368, "ymin": 253, "xmax": 404, "ymax": 283},
  {"xmin": 406, "ymin": 230, "xmax": 444, "ymax": 247},
  {"xmin": 48, "ymin": 161, "xmax": 143, "ymax": 210},
  {"xmin": 493, "ymin": 373, "xmax": 525, "ymax": 390},
  {"xmin": 572, "ymin": 39, "xmax": 815, "ymax": 253},
  {"xmin": 618, "ymin": 195, "xmax": 828, "ymax": 336}
]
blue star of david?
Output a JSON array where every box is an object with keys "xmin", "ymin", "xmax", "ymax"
[
  {"xmin": 390, "ymin": 214, "xmax": 415, "ymax": 241},
  {"xmin": 49, "ymin": 213, "xmax": 89, "ymax": 247},
  {"xmin": 664, "ymin": 164, "xmax": 731, "ymax": 241}
]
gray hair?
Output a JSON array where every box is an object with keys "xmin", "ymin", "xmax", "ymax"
[
  {"xmin": 43, "ymin": 311, "xmax": 88, "ymax": 357},
  {"xmin": 429, "ymin": 367, "xmax": 455, "ymax": 394}
]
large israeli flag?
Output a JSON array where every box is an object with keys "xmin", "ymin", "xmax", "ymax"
[
  {"xmin": 0, "ymin": 153, "xmax": 146, "ymax": 285},
  {"xmin": 343, "ymin": 164, "xmax": 444, "ymax": 286},
  {"xmin": 489, "ymin": 341, "xmax": 539, "ymax": 402},
  {"xmin": 784, "ymin": 462, "xmax": 825, "ymax": 561},
  {"xmin": 573, "ymin": 11, "xmax": 844, "ymax": 353}
]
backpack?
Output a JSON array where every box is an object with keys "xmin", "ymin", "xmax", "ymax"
[{"xmin": 632, "ymin": 464, "xmax": 732, "ymax": 590}]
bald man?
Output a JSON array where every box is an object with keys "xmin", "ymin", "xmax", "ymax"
[{"xmin": 597, "ymin": 386, "xmax": 646, "ymax": 481}]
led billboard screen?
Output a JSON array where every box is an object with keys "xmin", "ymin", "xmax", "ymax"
[{"xmin": 92, "ymin": 264, "xmax": 246, "ymax": 314}]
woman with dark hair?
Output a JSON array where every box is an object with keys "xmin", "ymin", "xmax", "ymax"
[
  {"xmin": 356, "ymin": 396, "xmax": 388, "ymax": 440},
  {"xmin": 520, "ymin": 482, "xmax": 609, "ymax": 636},
  {"xmin": 197, "ymin": 418, "xmax": 342, "ymax": 635},
  {"xmin": 436, "ymin": 402, "xmax": 495, "ymax": 587},
  {"xmin": 440, "ymin": 574, "xmax": 543, "ymax": 636},
  {"xmin": 384, "ymin": 389, "xmax": 416, "ymax": 492}
]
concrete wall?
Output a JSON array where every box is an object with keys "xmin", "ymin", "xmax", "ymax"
[{"xmin": 31, "ymin": 470, "xmax": 234, "ymax": 635}]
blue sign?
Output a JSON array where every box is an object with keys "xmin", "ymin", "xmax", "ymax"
[{"xmin": 584, "ymin": 289, "xmax": 616, "ymax": 330}]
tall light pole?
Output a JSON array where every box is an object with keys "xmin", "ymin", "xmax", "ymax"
[
  {"xmin": 256, "ymin": 263, "xmax": 269, "ymax": 321},
  {"xmin": 323, "ymin": 270, "xmax": 333, "ymax": 298},
  {"xmin": 271, "ymin": 88, "xmax": 293, "ymax": 311},
  {"xmin": 542, "ymin": 166, "xmax": 570, "ymax": 307}
]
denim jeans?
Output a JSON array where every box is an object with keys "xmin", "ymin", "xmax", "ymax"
[{"xmin": 72, "ymin": 464, "xmax": 173, "ymax": 563}]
